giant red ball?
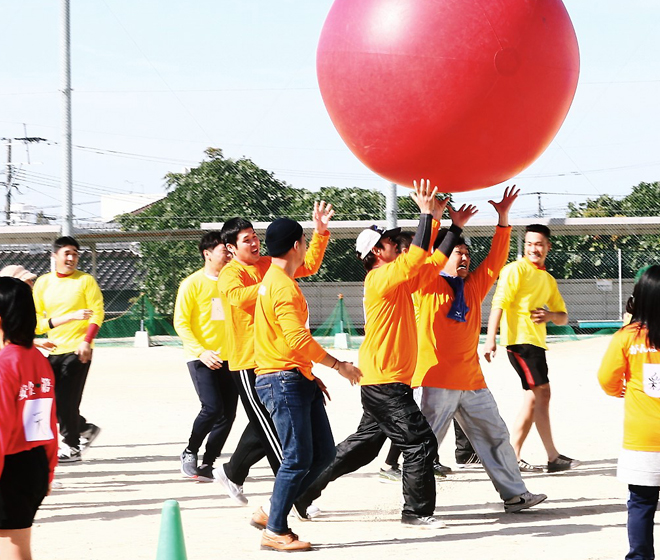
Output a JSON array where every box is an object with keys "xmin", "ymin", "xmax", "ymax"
[{"xmin": 317, "ymin": 0, "xmax": 580, "ymax": 192}]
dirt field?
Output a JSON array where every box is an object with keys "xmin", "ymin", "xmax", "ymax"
[{"xmin": 34, "ymin": 335, "xmax": 631, "ymax": 559}]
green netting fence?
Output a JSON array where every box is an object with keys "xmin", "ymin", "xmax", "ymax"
[
  {"xmin": 312, "ymin": 295, "xmax": 361, "ymax": 349},
  {"xmin": 99, "ymin": 294, "xmax": 176, "ymax": 338}
]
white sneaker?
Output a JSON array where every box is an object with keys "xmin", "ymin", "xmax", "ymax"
[
  {"xmin": 58, "ymin": 444, "xmax": 82, "ymax": 464},
  {"xmin": 79, "ymin": 424, "xmax": 101, "ymax": 453},
  {"xmin": 504, "ymin": 491, "xmax": 547, "ymax": 513},
  {"xmin": 306, "ymin": 504, "xmax": 321, "ymax": 519},
  {"xmin": 401, "ymin": 514, "xmax": 447, "ymax": 529},
  {"xmin": 213, "ymin": 464, "xmax": 248, "ymax": 505}
]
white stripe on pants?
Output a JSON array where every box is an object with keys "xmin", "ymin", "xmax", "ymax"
[{"xmin": 239, "ymin": 369, "xmax": 284, "ymax": 464}]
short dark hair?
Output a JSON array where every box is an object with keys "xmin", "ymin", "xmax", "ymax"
[
  {"xmin": 395, "ymin": 232, "xmax": 414, "ymax": 254},
  {"xmin": 53, "ymin": 236, "xmax": 80, "ymax": 252},
  {"xmin": 357, "ymin": 235, "xmax": 393, "ymax": 272},
  {"xmin": 626, "ymin": 264, "xmax": 660, "ymax": 349},
  {"xmin": 433, "ymin": 228, "xmax": 467, "ymax": 251},
  {"xmin": 525, "ymin": 224, "xmax": 551, "ymax": 239},
  {"xmin": 199, "ymin": 231, "xmax": 225, "ymax": 260},
  {"xmin": 358, "ymin": 250, "xmax": 378, "ymax": 272},
  {"xmin": 0, "ymin": 277, "xmax": 36, "ymax": 347},
  {"xmin": 221, "ymin": 217, "xmax": 254, "ymax": 247}
]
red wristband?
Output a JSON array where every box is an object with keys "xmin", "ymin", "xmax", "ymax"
[{"xmin": 84, "ymin": 323, "xmax": 100, "ymax": 343}]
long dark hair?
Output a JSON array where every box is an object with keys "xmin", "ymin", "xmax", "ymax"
[
  {"xmin": 626, "ymin": 264, "xmax": 660, "ymax": 349},
  {"xmin": 0, "ymin": 277, "xmax": 36, "ymax": 348}
]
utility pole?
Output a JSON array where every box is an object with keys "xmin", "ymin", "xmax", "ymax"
[
  {"xmin": 4, "ymin": 139, "xmax": 12, "ymax": 225},
  {"xmin": 537, "ymin": 192, "xmax": 544, "ymax": 218},
  {"xmin": 386, "ymin": 182, "xmax": 398, "ymax": 229},
  {"xmin": 61, "ymin": 0, "xmax": 73, "ymax": 236},
  {"xmin": 1, "ymin": 136, "xmax": 47, "ymax": 225}
]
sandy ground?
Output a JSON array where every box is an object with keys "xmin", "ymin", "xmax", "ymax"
[{"xmin": 32, "ymin": 335, "xmax": 632, "ymax": 560}]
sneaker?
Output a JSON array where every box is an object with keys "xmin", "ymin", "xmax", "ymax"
[
  {"xmin": 58, "ymin": 445, "xmax": 82, "ymax": 464},
  {"xmin": 250, "ymin": 506, "xmax": 269, "ymax": 530},
  {"xmin": 260, "ymin": 530, "xmax": 311, "ymax": 552},
  {"xmin": 433, "ymin": 461, "xmax": 451, "ymax": 477},
  {"xmin": 518, "ymin": 459, "xmax": 543, "ymax": 473},
  {"xmin": 504, "ymin": 491, "xmax": 547, "ymax": 513},
  {"xmin": 306, "ymin": 504, "xmax": 321, "ymax": 519},
  {"xmin": 547, "ymin": 454, "xmax": 580, "ymax": 473},
  {"xmin": 79, "ymin": 424, "xmax": 101, "ymax": 452},
  {"xmin": 401, "ymin": 513, "xmax": 447, "ymax": 529},
  {"xmin": 196, "ymin": 464, "xmax": 215, "ymax": 483},
  {"xmin": 213, "ymin": 464, "xmax": 248, "ymax": 505},
  {"xmin": 292, "ymin": 501, "xmax": 311, "ymax": 521},
  {"xmin": 456, "ymin": 453, "xmax": 482, "ymax": 469},
  {"xmin": 180, "ymin": 449, "xmax": 198, "ymax": 479},
  {"xmin": 379, "ymin": 466, "xmax": 402, "ymax": 483}
]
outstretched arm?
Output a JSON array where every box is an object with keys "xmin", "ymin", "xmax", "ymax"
[
  {"xmin": 488, "ymin": 185, "xmax": 519, "ymax": 228},
  {"xmin": 295, "ymin": 200, "xmax": 333, "ymax": 278}
]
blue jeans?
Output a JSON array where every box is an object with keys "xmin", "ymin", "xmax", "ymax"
[
  {"xmin": 627, "ymin": 484, "xmax": 659, "ymax": 560},
  {"xmin": 255, "ymin": 370, "xmax": 336, "ymax": 534}
]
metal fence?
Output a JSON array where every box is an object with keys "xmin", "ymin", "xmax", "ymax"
[{"xmin": 2, "ymin": 220, "xmax": 656, "ymax": 339}]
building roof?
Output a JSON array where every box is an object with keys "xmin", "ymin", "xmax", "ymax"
[{"xmin": 0, "ymin": 248, "xmax": 141, "ymax": 291}]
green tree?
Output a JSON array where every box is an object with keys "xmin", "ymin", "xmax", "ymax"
[
  {"xmin": 553, "ymin": 181, "xmax": 660, "ymax": 279},
  {"xmin": 117, "ymin": 150, "xmax": 387, "ymax": 312}
]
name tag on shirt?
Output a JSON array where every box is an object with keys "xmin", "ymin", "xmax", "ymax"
[
  {"xmin": 211, "ymin": 298, "xmax": 224, "ymax": 321},
  {"xmin": 23, "ymin": 398, "xmax": 55, "ymax": 442},
  {"xmin": 643, "ymin": 363, "xmax": 660, "ymax": 398}
]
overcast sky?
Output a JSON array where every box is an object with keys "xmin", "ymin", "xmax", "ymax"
[{"xmin": 1, "ymin": 0, "xmax": 659, "ymax": 223}]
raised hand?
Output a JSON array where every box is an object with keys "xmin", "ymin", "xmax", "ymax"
[
  {"xmin": 411, "ymin": 179, "xmax": 439, "ymax": 215},
  {"xmin": 312, "ymin": 200, "xmax": 335, "ymax": 234},
  {"xmin": 432, "ymin": 196, "xmax": 450, "ymax": 223},
  {"xmin": 448, "ymin": 203, "xmax": 478, "ymax": 229},
  {"xmin": 488, "ymin": 185, "xmax": 519, "ymax": 227}
]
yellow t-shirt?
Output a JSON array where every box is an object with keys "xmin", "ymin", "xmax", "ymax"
[
  {"xmin": 173, "ymin": 269, "xmax": 225, "ymax": 361},
  {"xmin": 254, "ymin": 265, "xmax": 327, "ymax": 380},
  {"xmin": 598, "ymin": 325, "xmax": 660, "ymax": 451},
  {"xmin": 219, "ymin": 231, "xmax": 329, "ymax": 371},
  {"xmin": 412, "ymin": 226, "xmax": 511, "ymax": 390},
  {"xmin": 358, "ymin": 244, "xmax": 449, "ymax": 386},
  {"xmin": 33, "ymin": 270, "xmax": 105, "ymax": 355},
  {"xmin": 491, "ymin": 257, "xmax": 567, "ymax": 350}
]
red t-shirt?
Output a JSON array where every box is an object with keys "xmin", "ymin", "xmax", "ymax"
[{"xmin": 0, "ymin": 344, "xmax": 58, "ymax": 483}]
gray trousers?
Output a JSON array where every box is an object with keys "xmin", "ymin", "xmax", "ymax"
[{"xmin": 413, "ymin": 386, "xmax": 527, "ymax": 501}]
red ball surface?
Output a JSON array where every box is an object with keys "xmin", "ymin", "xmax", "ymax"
[{"xmin": 317, "ymin": 0, "xmax": 580, "ymax": 192}]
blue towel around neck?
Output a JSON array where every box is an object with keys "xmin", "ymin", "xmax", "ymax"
[{"xmin": 440, "ymin": 272, "xmax": 470, "ymax": 323}]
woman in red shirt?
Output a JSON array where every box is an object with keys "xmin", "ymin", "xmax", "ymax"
[{"xmin": 0, "ymin": 277, "xmax": 58, "ymax": 560}]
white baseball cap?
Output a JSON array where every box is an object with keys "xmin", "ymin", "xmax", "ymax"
[{"xmin": 356, "ymin": 225, "xmax": 401, "ymax": 260}]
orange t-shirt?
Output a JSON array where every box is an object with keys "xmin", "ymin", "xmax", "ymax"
[
  {"xmin": 254, "ymin": 265, "xmax": 327, "ymax": 380},
  {"xmin": 358, "ymin": 243, "xmax": 449, "ymax": 386},
  {"xmin": 219, "ymin": 231, "xmax": 329, "ymax": 371},
  {"xmin": 412, "ymin": 226, "xmax": 511, "ymax": 390}
]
